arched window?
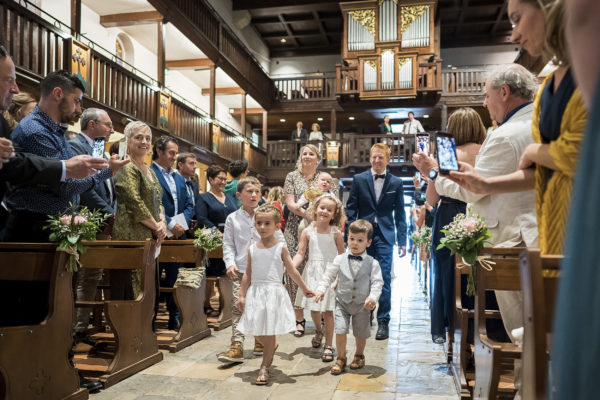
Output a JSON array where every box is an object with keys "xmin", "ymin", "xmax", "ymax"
[{"xmin": 115, "ymin": 33, "xmax": 134, "ymax": 66}]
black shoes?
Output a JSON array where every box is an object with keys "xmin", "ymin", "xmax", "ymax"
[
  {"xmin": 168, "ymin": 316, "xmax": 180, "ymax": 331},
  {"xmin": 79, "ymin": 373, "xmax": 102, "ymax": 393},
  {"xmin": 375, "ymin": 323, "xmax": 389, "ymax": 340}
]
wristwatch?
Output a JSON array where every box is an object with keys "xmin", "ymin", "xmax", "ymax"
[{"xmin": 428, "ymin": 169, "xmax": 439, "ymax": 180}]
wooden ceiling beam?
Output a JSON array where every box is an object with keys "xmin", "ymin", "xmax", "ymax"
[
  {"xmin": 100, "ymin": 11, "xmax": 163, "ymax": 27},
  {"xmin": 490, "ymin": 1, "xmax": 509, "ymax": 35},
  {"xmin": 313, "ymin": 11, "xmax": 329, "ymax": 45},
  {"xmin": 278, "ymin": 14, "xmax": 300, "ymax": 48},
  {"xmin": 233, "ymin": 0, "xmax": 346, "ymax": 11},
  {"xmin": 165, "ymin": 58, "xmax": 214, "ymax": 69},
  {"xmin": 231, "ymin": 108, "xmax": 265, "ymax": 115},
  {"xmin": 201, "ymin": 87, "xmax": 245, "ymax": 95},
  {"xmin": 261, "ymin": 30, "xmax": 340, "ymax": 39},
  {"xmin": 252, "ymin": 14, "xmax": 340, "ymax": 25}
]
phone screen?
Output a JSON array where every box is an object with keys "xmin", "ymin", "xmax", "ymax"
[
  {"xmin": 92, "ymin": 139, "xmax": 105, "ymax": 158},
  {"xmin": 436, "ymin": 134, "xmax": 459, "ymax": 174},
  {"xmin": 416, "ymin": 134, "xmax": 430, "ymax": 155}
]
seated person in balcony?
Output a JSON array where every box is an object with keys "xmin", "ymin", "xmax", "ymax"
[
  {"xmin": 403, "ymin": 111, "xmax": 425, "ymax": 134},
  {"xmin": 378, "ymin": 115, "xmax": 392, "ymax": 135},
  {"xmin": 291, "ymin": 121, "xmax": 308, "ymax": 142},
  {"xmin": 309, "ymin": 123, "xmax": 324, "ymax": 141}
]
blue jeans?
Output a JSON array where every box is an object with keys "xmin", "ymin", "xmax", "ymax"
[{"xmin": 367, "ymin": 228, "xmax": 393, "ymax": 324}]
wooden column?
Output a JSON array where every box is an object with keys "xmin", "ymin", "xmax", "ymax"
[
  {"xmin": 262, "ymin": 110, "xmax": 268, "ymax": 148},
  {"xmin": 70, "ymin": 0, "xmax": 81, "ymax": 36},
  {"xmin": 330, "ymin": 108, "xmax": 337, "ymax": 140},
  {"xmin": 241, "ymin": 91, "xmax": 246, "ymax": 137},
  {"xmin": 209, "ymin": 65, "xmax": 216, "ymax": 119},
  {"xmin": 441, "ymin": 102, "xmax": 448, "ymax": 130},
  {"xmin": 157, "ymin": 20, "xmax": 165, "ymax": 87}
]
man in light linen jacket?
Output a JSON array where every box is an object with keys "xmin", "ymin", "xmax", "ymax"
[{"xmin": 413, "ymin": 64, "xmax": 539, "ymax": 343}]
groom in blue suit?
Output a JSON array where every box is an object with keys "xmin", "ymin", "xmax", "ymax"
[
  {"xmin": 150, "ymin": 136, "xmax": 194, "ymax": 330},
  {"xmin": 346, "ymin": 143, "xmax": 407, "ymax": 340}
]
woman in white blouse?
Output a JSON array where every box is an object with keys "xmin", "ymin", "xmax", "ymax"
[{"xmin": 308, "ymin": 123, "xmax": 323, "ymax": 141}]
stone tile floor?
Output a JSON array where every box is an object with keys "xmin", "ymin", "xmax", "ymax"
[{"xmin": 91, "ymin": 252, "xmax": 458, "ymax": 400}]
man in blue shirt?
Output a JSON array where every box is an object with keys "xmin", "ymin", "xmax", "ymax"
[{"xmin": 3, "ymin": 70, "xmax": 124, "ymax": 242}]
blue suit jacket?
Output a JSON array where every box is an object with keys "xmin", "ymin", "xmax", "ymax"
[
  {"xmin": 69, "ymin": 134, "xmax": 116, "ymax": 215},
  {"xmin": 345, "ymin": 169, "xmax": 407, "ymax": 247},
  {"xmin": 150, "ymin": 163, "xmax": 194, "ymax": 230}
]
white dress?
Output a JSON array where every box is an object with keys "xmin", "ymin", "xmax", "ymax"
[
  {"xmin": 295, "ymin": 223, "xmax": 338, "ymax": 312},
  {"xmin": 237, "ymin": 242, "xmax": 296, "ymax": 336}
]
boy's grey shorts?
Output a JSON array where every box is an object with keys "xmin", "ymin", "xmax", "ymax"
[{"xmin": 334, "ymin": 300, "xmax": 371, "ymax": 339}]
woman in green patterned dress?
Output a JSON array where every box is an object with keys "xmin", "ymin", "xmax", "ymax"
[{"xmin": 112, "ymin": 121, "xmax": 166, "ymax": 299}]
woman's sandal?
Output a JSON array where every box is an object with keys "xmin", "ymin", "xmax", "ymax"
[
  {"xmin": 256, "ymin": 366, "xmax": 269, "ymax": 385},
  {"xmin": 321, "ymin": 345, "xmax": 335, "ymax": 362},
  {"xmin": 330, "ymin": 356, "xmax": 346, "ymax": 375},
  {"xmin": 349, "ymin": 354, "xmax": 365, "ymax": 370},
  {"xmin": 311, "ymin": 330, "xmax": 324, "ymax": 348},
  {"xmin": 294, "ymin": 319, "xmax": 306, "ymax": 337}
]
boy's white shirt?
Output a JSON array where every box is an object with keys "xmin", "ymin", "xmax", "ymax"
[
  {"xmin": 316, "ymin": 249, "xmax": 383, "ymax": 302},
  {"xmin": 222, "ymin": 207, "xmax": 285, "ymax": 274}
]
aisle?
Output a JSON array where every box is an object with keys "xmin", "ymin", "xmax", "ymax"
[{"xmin": 91, "ymin": 252, "xmax": 458, "ymax": 399}]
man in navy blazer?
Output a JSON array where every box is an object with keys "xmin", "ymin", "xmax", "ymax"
[
  {"xmin": 151, "ymin": 136, "xmax": 194, "ymax": 330},
  {"xmin": 346, "ymin": 143, "xmax": 407, "ymax": 340}
]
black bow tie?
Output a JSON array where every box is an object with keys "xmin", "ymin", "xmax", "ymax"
[
  {"xmin": 374, "ymin": 174, "xmax": 386, "ymax": 180},
  {"xmin": 348, "ymin": 254, "xmax": 363, "ymax": 261}
]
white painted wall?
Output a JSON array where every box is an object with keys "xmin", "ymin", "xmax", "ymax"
[
  {"xmin": 38, "ymin": 0, "xmax": 244, "ymax": 134},
  {"xmin": 206, "ymin": 0, "xmax": 271, "ymax": 73},
  {"xmin": 270, "ymin": 55, "xmax": 341, "ymax": 77},
  {"xmin": 441, "ymin": 44, "xmax": 521, "ymax": 67}
]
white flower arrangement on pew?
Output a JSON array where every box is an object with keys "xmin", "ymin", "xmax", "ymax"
[
  {"xmin": 437, "ymin": 210, "xmax": 491, "ymax": 296},
  {"xmin": 175, "ymin": 227, "xmax": 223, "ymax": 289},
  {"xmin": 44, "ymin": 203, "xmax": 110, "ymax": 272}
]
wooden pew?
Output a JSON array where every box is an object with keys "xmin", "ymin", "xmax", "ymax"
[
  {"xmin": 0, "ymin": 243, "xmax": 87, "ymax": 400},
  {"xmin": 450, "ymin": 261, "xmax": 474, "ymax": 399},
  {"xmin": 519, "ymin": 249, "xmax": 561, "ymax": 400},
  {"xmin": 205, "ymin": 247, "xmax": 233, "ymax": 331},
  {"xmin": 157, "ymin": 240, "xmax": 211, "ymax": 352},
  {"xmin": 76, "ymin": 240, "xmax": 163, "ymax": 388},
  {"xmin": 473, "ymin": 247, "xmax": 524, "ymax": 399}
]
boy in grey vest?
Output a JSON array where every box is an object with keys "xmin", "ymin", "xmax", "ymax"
[{"xmin": 315, "ymin": 219, "xmax": 383, "ymax": 374}]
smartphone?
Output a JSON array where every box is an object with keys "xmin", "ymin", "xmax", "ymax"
[
  {"xmin": 435, "ymin": 132, "xmax": 459, "ymax": 175},
  {"xmin": 415, "ymin": 133, "xmax": 430, "ymax": 156},
  {"xmin": 92, "ymin": 139, "xmax": 105, "ymax": 158},
  {"xmin": 415, "ymin": 171, "xmax": 421, "ymax": 181}
]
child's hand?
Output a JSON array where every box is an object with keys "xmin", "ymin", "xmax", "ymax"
[
  {"xmin": 236, "ymin": 297, "xmax": 245, "ymax": 313},
  {"xmin": 364, "ymin": 298, "xmax": 376, "ymax": 310},
  {"xmin": 303, "ymin": 288, "xmax": 315, "ymax": 298},
  {"xmin": 313, "ymin": 291, "xmax": 324, "ymax": 303}
]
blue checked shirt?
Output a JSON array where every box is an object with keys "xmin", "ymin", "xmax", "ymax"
[{"xmin": 7, "ymin": 106, "xmax": 112, "ymax": 214}]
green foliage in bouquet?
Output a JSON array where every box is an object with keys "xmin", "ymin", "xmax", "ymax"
[
  {"xmin": 193, "ymin": 226, "xmax": 223, "ymax": 251},
  {"xmin": 411, "ymin": 226, "xmax": 432, "ymax": 248},
  {"xmin": 44, "ymin": 203, "xmax": 110, "ymax": 272},
  {"xmin": 437, "ymin": 210, "xmax": 491, "ymax": 295}
]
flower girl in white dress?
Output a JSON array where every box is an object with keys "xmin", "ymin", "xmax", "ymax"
[
  {"xmin": 237, "ymin": 204, "xmax": 314, "ymax": 385},
  {"xmin": 293, "ymin": 193, "xmax": 345, "ymax": 362}
]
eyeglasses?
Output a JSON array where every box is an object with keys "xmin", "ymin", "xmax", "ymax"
[
  {"xmin": 214, "ymin": 176, "xmax": 227, "ymax": 182},
  {"xmin": 97, "ymin": 121, "xmax": 113, "ymax": 129}
]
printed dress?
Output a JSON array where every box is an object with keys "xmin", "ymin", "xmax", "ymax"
[
  {"xmin": 294, "ymin": 223, "xmax": 338, "ymax": 312},
  {"xmin": 237, "ymin": 242, "xmax": 296, "ymax": 336}
]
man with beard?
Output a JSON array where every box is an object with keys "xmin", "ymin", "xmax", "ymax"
[{"xmin": 3, "ymin": 69, "xmax": 126, "ymax": 241}]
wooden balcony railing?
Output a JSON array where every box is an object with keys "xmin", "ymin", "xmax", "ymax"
[
  {"xmin": 442, "ymin": 68, "xmax": 487, "ymax": 95},
  {"xmin": 149, "ymin": 0, "xmax": 277, "ymax": 109},
  {"xmin": 418, "ymin": 60, "xmax": 443, "ymax": 91},
  {"xmin": 1, "ymin": 0, "xmax": 266, "ymax": 171},
  {"xmin": 274, "ymin": 75, "xmax": 337, "ymax": 101},
  {"xmin": 336, "ymin": 64, "xmax": 359, "ymax": 95},
  {"xmin": 267, "ymin": 134, "xmax": 431, "ymax": 169}
]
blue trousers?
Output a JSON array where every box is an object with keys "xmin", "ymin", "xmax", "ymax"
[
  {"xmin": 367, "ymin": 227, "xmax": 393, "ymax": 324},
  {"xmin": 158, "ymin": 262, "xmax": 182, "ymax": 319}
]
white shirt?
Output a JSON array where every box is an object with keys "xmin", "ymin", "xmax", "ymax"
[
  {"xmin": 222, "ymin": 208, "xmax": 285, "ymax": 274},
  {"xmin": 308, "ymin": 131, "xmax": 323, "ymax": 141},
  {"xmin": 403, "ymin": 119, "xmax": 425, "ymax": 134},
  {"xmin": 316, "ymin": 250, "xmax": 383, "ymax": 302},
  {"xmin": 153, "ymin": 162, "xmax": 179, "ymax": 229},
  {"xmin": 370, "ymin": 168, "xmax": 385, "ymax": 202}
]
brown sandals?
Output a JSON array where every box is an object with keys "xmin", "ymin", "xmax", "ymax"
[
  {"xmin": 349, "ymin": 354, "xmax": 365, "ymax": 369},
  {"xmin": 311, "ymin": 330, "xmax": 324, "ymax": 348},
  {"xmin": 321, "ymin": 346, "xmax": 335, "ymax": 362},
  {"xmin": 256, "ymin": 366, "xmax": 269, "ymax": 385},
  {"xmin": 330, "ymin": 356, "xmax": 346, "ymax": 375}
]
